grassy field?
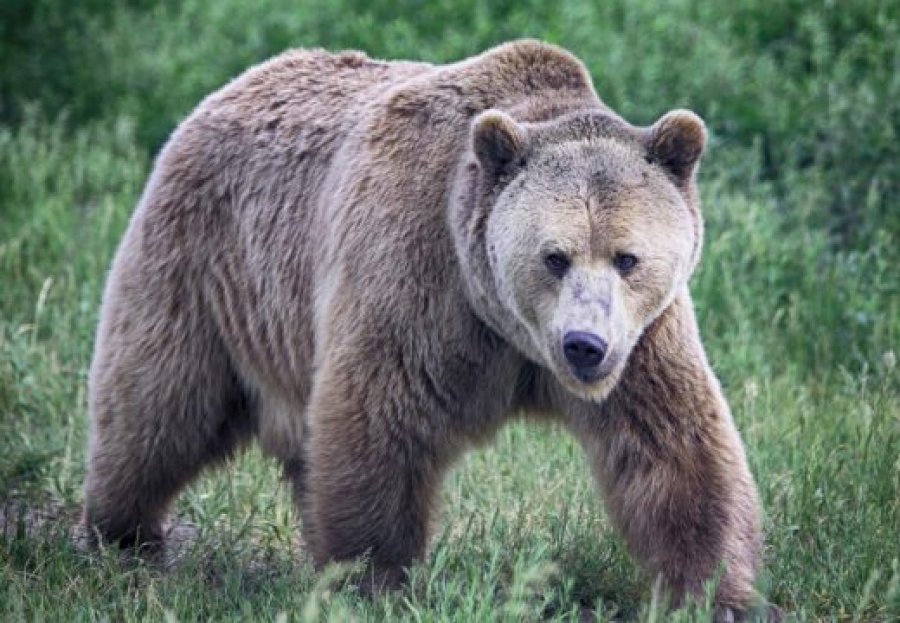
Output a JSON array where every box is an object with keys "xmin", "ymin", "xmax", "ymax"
[{"xmin": 1, "ymin": 1, "xmax": 898, "ymax": 620}]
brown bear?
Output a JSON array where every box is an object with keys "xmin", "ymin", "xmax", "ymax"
[{"xmin": 81, "ymin": 40, "xmax": 774, "ymax": 618}]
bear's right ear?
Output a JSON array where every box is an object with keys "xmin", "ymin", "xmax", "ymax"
[{"xmin": 472, "ymin": 110, "xmax": 526, "ymax": 177}]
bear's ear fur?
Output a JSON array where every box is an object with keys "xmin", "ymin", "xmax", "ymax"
[
  {"xmin": 645, "ymin": 110, "xmax": 707, "ymax": 183},
  {"xmin": 472, "ymin": 110, "xmax": 526, "ymax": 177}
]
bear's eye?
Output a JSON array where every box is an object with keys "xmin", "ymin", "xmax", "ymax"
[
  {"xmin": 613, "ymin": 253, "xmax": 638, "ymax": 274},
  {"xmin": 543, "ymin": 252, "xmax": 571, "ymax": 279}
]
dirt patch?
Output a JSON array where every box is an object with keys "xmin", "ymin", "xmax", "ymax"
[{"xmin": 0, "ymin": 496, "xmax": 74, "ymax": 541}]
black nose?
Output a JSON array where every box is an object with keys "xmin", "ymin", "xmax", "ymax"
[{"xmin": 563, "ymin": 331, "xmax": 607, "ymax": 370}]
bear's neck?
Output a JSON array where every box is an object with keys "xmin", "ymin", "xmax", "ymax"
[{"xmin": 447, "ymin": 157, "xmax": 548, "ymax": 366}]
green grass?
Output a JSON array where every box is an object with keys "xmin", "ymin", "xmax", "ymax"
[{"xmin": 1, "ymin": 1, "xmax": 899, "ymax": 620}]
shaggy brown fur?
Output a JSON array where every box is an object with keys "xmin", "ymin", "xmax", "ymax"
[{"xmin": 81, "ymin": 40, "xmax": 774, "ymax": 618}]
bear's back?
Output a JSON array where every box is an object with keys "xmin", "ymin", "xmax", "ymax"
[
  {"xmin": 152, "ymin": 49, "xmax": 433, "ymax": 222},
  {"xmin": 194, "ymin": 48, "xmax": 432, "ymax": 145}
]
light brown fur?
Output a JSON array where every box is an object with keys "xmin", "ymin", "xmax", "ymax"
[{"xmin": 82, "ymin": 41, "xmax": 774, "ymax": 618}]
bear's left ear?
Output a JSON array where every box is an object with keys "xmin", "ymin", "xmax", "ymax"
[
  {"xmin": 472, "ymin": 110, "xmax": 526, "ymax": 177},
  {"xmin": 645, "ymin": 110, "xmax": 707, "ymax": 183}
]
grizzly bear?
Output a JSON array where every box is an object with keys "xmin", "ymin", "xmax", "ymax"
[{"xmin": 81, "ymin": 40, "xmax": 774, "ymax": 618}]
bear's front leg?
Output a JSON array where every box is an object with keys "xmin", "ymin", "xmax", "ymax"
[
  {"xmin": 562, "ymin": 293, "xmax": 774, "ymax": 619},
  {"xmin": 296, "ymin": 347, "xmax": 446, "ymax": 591}
]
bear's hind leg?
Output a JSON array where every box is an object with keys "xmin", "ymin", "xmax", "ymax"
[{"xmin": 82, "ymin": 285, "xmax": 255, "ymax": 549}]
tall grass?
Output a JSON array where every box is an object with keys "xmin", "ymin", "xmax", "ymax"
[{"xmin": 1, "ymin": 1, "xmax": 898, "ymax": 620}]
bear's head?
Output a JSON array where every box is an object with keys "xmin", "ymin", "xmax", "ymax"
[{"xmin": 450, "ymin": 108, "xmax": 706, "ymax": 401}]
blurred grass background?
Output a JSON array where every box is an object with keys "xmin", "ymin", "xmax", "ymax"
[{"xmin": 1, "ymin": 0, "xmax": 898, "ymax": 620}]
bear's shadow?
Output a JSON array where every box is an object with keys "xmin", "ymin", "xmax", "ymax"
[{"xmin": 3, "ymin": 498, "xmax": 648, "ymax": 619}]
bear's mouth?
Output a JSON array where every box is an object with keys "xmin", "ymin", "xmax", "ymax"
[
  {"xmin": 565, "ymin": 352, "xmax": 620, "ymax": 385},
  {"xmin": 573, "ymin": 367, "xmax": 604, "ymax": 383}
]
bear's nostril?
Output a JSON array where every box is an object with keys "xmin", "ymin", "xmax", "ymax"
[{"xmin": 562, "ymin": 331, "xmax": 607, "ymax": 370}]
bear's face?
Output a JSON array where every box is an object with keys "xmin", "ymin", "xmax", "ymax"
[{"xmin": 452, "ymin": 109, "xmax": 706, "ymax": 402}]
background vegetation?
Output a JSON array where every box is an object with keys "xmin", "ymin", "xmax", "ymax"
[{"xmin": 1, "ymin": 0, "xmax": 897, "ymax": 620}]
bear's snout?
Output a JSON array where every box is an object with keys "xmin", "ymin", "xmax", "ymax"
[{"xmin": 562, "ymin": 331, "xmax": 607, "ymax": 381}]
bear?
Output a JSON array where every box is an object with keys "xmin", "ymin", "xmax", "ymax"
[{"xmin": 81, "ymin": 40, "xmax": 774, "ymax": 618}]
